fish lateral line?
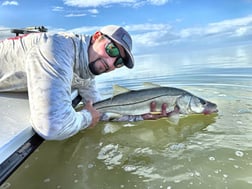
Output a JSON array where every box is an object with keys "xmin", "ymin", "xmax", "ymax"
[{"xmin": 94, "ymin": 93, "xmax": 178, "ymax": 110}]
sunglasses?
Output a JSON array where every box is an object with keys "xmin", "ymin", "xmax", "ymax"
[{"xmin": 104, "ymin": 37, "xmax": 125, "ymax": 68}]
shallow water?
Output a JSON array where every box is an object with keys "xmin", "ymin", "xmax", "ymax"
[{"xmin": 1, "ymin": 44, "xmax": 252, "ymax": 189}]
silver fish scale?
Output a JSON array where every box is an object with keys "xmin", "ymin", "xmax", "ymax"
[{"xmin": 94, "ymin": 87, "xmax": 190, "ymax": 115}]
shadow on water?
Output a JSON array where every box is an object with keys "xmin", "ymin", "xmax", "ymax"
[
  {"xmin": 98, "ymin": 114, "xmax": 218, "ymax": 148},
  {"xmin": 1, "ymin": 114, "xmax": 217, "ymax": 189}
]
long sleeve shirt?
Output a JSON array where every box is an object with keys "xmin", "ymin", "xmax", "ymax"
[{"xmin": 0, "ymin": 32, "xmax": 101, "ymax": 140}]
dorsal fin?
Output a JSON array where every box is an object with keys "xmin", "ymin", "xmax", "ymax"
[
  {"xmin": 113, "ymin": 85, "xmax": 131, "ymax": 95},
  {"xmin": 143, "ymin": 82, "xmax": 161, "ymax": 88}
]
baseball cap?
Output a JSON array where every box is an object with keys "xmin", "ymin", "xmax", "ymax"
[{"xmin": 100, "ymin": 25, "xmax": 134, "ymax": 69}]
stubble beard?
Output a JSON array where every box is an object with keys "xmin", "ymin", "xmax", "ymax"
[{"xmin": 88, "ymin": 58, "xmax": 103, "ymax": 75}]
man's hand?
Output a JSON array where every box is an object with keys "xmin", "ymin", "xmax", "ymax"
[
  {"xmin": 83, "ymin": 101, "xmax": 100, "ymax": 128},
  {"xmin": 141, "ymin": 101, "xmax": 168, "ymax": 120}
]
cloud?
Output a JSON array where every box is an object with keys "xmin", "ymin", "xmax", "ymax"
[
  {"xmin": 63, "ymin": 0, "xmax": 169, "ymax": 8},
  {"xmin": 179, "ymin": 15, "xmax": 252, "ymax": 40},
  {"xmin": 66, "ymin": 26, "xmax": 101, "ymax": 34},
  {"xmin": 125, "ymin": 23, "xmax": 172, "ymax": 32},
  {"xmin": 63, "ymin": 9, "xmax": 99, "ymax": 17},
  {"xmin": 123, "ymin": 23, "xmax": 174, "ymax": 48},
  {"xmin": 125, "ymin": 15, "xmax": 252, "ymax": 53},
  {"xmin": 88, "ymin": 9, "xmax": 99, "ymax": 14},
  {"xmin": 63, "ymin": 0, "xmax": 134, "ymax": 7},
  {"xmin": 65, "ymin": 13, "xmax": 87, "ymax": 17},
  {"xmin": 146, "ymin": 0, "xmax": 169, "ymax": 6},
  {"xmin": 52, "ymin": 6, "xmax": 64, "ymax": 12},
  {"xmin": 1, "ymin": 0, "xmax": 18, "ymax": 6},
  {"xmin": 60, "ymin": 0, "xmax": 168, "ymax": 19}
]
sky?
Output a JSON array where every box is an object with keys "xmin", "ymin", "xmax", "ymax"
[{"xmin": 1, "ymin": 0, "xmax": 252, "ymax": 55}]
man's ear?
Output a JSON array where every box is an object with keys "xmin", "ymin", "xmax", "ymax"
[{"xmin": 91, "ymin": 31, "xmax": 102, "ymax": 43}]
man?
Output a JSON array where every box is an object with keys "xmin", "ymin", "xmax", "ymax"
[{"xmin": 0, "ymin": 25, "xmax": 165, "ymax": 140}]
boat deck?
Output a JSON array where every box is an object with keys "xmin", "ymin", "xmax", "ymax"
[{"xmin": 0, "ymin": 92, "xmax": 34, "ymax": 164}]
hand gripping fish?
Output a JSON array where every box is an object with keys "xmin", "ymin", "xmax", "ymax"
[{"xmin": 93, "ymin": 86, "xmax": 218, "ymax": 122}]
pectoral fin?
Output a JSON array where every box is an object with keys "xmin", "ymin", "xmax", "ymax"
[{"xmin": 167, "ymin": 112, "xmax": 180, "ymax": 125}]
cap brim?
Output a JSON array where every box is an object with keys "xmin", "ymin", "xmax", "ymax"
[{"xmin": 124, "ymin": 49, "xmax": 134, "ymax": 69}]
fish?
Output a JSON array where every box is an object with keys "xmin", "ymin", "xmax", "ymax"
[{"xmin": 93, "ymin": 85, "xmax": 218, "ymax": 119}]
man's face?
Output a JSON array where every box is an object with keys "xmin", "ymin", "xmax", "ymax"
[{"xmin": 88, "ymin": 34, "xmax": 126, "ymax": 75}]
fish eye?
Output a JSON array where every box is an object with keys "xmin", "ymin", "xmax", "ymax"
[{"xmin": 200, "ymin": 99, "xmax": 206, "ymax": 105}]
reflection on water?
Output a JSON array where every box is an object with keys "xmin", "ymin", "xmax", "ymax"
[{"xmin": 1, "ymin": 44, "xmax": 252, "ymax": 189}]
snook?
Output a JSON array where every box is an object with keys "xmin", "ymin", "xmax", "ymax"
[{"xmin": 93, "ymin": 87, "xmax": 218, "ymax": 116}]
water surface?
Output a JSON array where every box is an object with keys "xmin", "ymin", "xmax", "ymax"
[{"xmin": 1, "ymin": 44, "xmax": 252, "ymax": 189}]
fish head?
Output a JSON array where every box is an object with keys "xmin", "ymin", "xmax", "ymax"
[
  {"xmin": 177, "ymin": 95, "xmax": 218, "ymax": 115},
  {"xmin": 189, "ymin": 96, "xmax": 218, "ymax": 115}
]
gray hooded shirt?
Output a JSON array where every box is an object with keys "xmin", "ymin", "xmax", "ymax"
[{"xmin": 0, "ymin": 32, "xmax": 101, "ymax": 140}]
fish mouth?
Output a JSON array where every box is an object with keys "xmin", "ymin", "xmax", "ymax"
[
  {"xmin": 203, "ymin": 103, "xmax": 218, "ymax": 115},
  {"xmin": 203, "ymin": 109, "xmax": 218, "ymax": 115}
]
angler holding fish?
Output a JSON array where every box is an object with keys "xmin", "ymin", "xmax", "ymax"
[{"xmin": 0, "ymin": 25, "xmax": 217, "ymax": 140}]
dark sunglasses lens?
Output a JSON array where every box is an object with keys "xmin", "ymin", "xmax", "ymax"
[
  {"xmin": 114, "ymin": 58, "xmax": 124, "ymax": 68},
  {"xmin": 106, "ymin": 43, "xmax": 120, "ymax": 57}
]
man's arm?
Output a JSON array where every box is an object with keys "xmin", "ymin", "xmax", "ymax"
[{"xmin": 26, "ymin": 33, "xmax": 93, "ymax": 140}]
